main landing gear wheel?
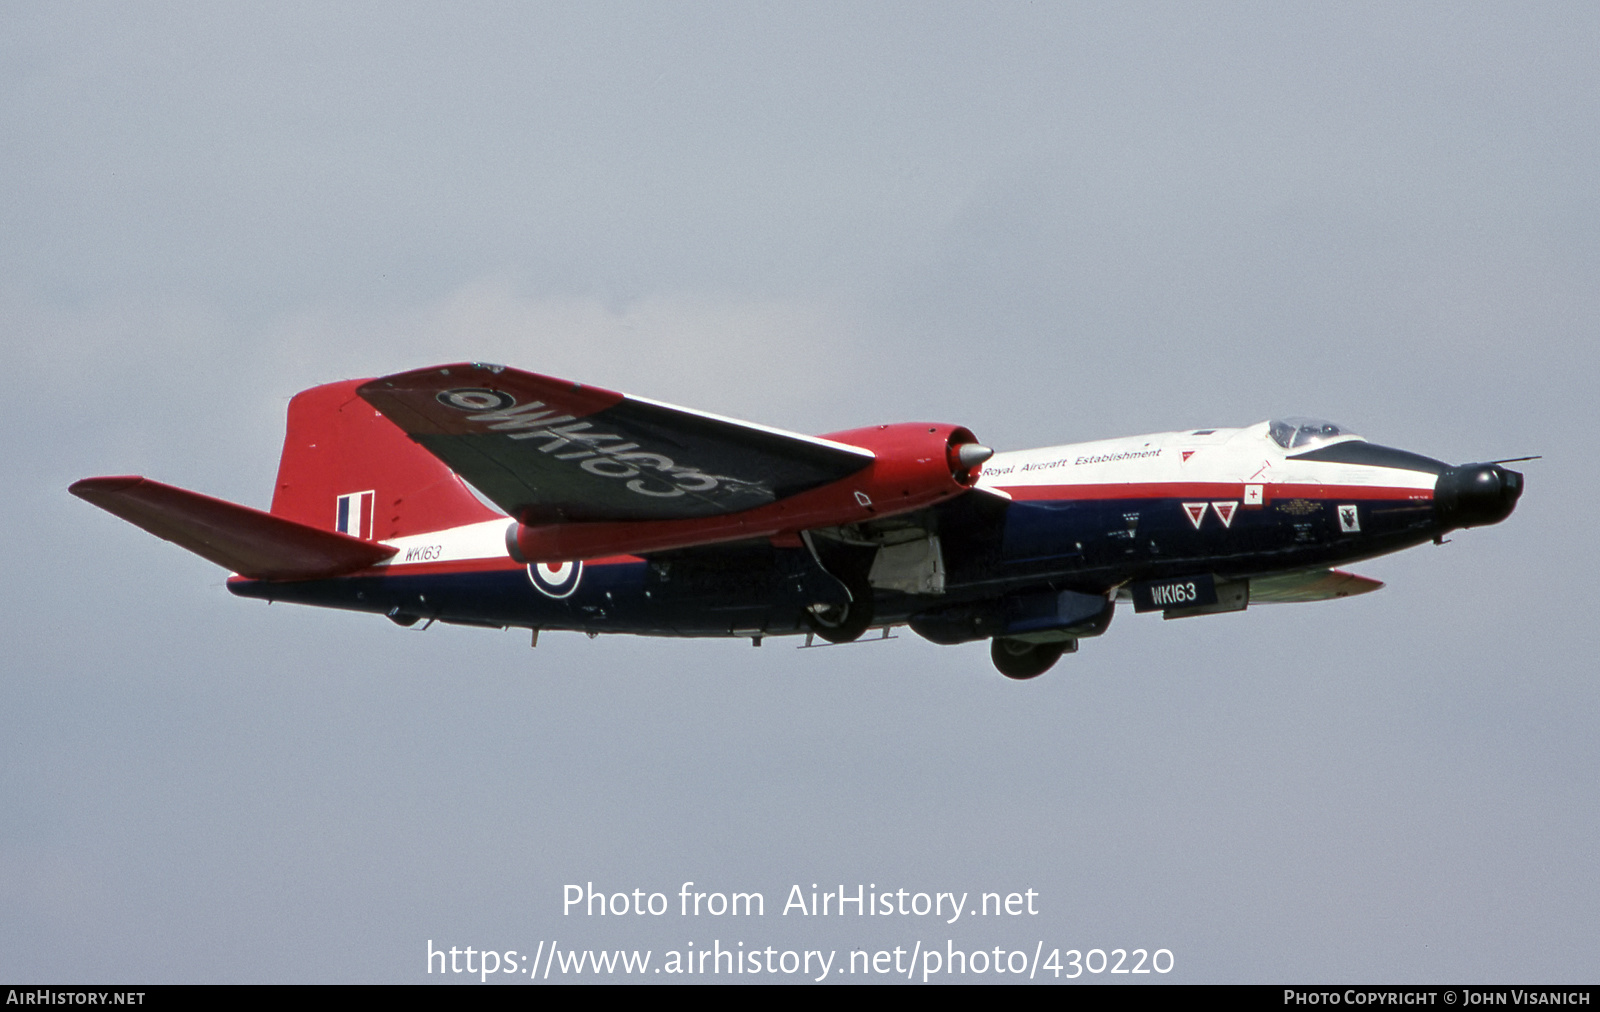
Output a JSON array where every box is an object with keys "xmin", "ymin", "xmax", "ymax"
[
  {"xmin": 804, "ymin": 591, "xmax": 875, "ymax": 644},
  {"xmin": 990, "ymin": 637, "xmax": 1065, "ymax": 679},
  {"xmin": 799, "ymin": 533, "xmax": 878, "ymax": 644}
]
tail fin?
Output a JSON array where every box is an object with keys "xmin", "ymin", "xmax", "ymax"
[{"xmin": 270, "ymin": 379, "xmax": 504, "ymax": 539}]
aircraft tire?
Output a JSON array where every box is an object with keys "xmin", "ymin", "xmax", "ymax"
[
  {"xmin": 804, "ymin": 577, "xmax": 875, "ymax": 644},
  {"xmin": 990, "ymin": 637, "xmax": 1065, "ymax": 679}
]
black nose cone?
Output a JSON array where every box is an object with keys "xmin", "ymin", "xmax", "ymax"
[{"xmin": 1435, "ymin": 463, "xmax": 1524, "ymax": 531}]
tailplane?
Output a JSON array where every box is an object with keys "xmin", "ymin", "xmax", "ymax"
[
  {"xmin": 72, "ymin": 377, "xmax": 503, "ymax": 580},
  {"xmin": 69, "ymin": 476, "xmax": 397, "ymax": 580}
]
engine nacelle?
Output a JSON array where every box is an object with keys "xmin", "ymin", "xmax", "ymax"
[
  {"xmin": 506, "ymin": 422, "xmax": 992, "ymax": 563},
  {"xmin": 819, "ymin": 422, "xmax": 991, "ymax": 497}
]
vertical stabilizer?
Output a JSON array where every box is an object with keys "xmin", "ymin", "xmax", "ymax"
[{"xmin": 270, "ymin": 379, "xmax": 503, "ymax": 539}]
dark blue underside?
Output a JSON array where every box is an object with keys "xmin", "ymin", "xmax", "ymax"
[{"xmin": 229, "ymin": 493, "xmax": 1440, "ymax": 636}]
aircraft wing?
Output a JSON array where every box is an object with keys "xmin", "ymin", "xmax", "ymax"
[
  {"xmin": 357, "ymin": 363, "xmax": 875, "ymax": 525},
  {"xmin": 1248, "ymin": 568, "xmax": 1384, "ymax": 603}
]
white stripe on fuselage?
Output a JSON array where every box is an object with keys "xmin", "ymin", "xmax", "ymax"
[
  {"xmin": 377, "ymin": 519, "xmax": 512, "ymax": 566},
  {"xmin": 976, "ymin": 421, "xmax": 1437, "ymax": 493}
]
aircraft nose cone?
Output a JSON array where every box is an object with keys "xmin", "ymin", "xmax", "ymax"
[{"xmin": 1435, "ymin": 463, "xmax": 1524, "ymax": 531}]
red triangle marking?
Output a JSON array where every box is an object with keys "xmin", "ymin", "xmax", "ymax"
[
  {"xmin": 1183, "ymin": 502, "xmax": 1207, "ymax": 528},
  {"xmin": 1181, "ymin": 450, "xmax": 1195, "ymax": 462},
  {"xmin": 1212, "ymin": 501, "xmax": 1237, "ymax": 527}
]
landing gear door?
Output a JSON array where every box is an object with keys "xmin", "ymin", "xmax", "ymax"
[{"xmin": 868, "ymin": 534, "xmax": 946, "ymax": 595}]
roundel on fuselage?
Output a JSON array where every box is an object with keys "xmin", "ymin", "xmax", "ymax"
[{"xmin": 527, "ymin": 560, "xmax": 583, "ymax": 598}]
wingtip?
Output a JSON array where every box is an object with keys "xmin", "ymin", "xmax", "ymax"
[{"xmin": 69, "ymin": 475, "xmax": 147, "ymax": 498}]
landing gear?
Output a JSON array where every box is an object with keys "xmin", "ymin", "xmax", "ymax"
[
  {"xmin": 804, "ymin": 577, "xmax": 875, "ymax": 644},
  {"xmin": 990, "ymin": 637, "xmax": 1068, "ymax": 679},
  {"xmin": 799, "ymin": 530, "xmax": 878, "ymax": 644}
]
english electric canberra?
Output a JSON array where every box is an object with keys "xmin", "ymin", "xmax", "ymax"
[{"xmin": 71, "ymin": 363, "xmax": 1524, "ymax": 678}]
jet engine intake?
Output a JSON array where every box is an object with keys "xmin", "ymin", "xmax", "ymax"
[{"xmin": 820, "ymin": 422, "xmax": 992, "ymax": 490}]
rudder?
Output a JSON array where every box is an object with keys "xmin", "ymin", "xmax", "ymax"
[{"xmin": 270, "ymin": 379, "xmax": 503, "ymax": 539}]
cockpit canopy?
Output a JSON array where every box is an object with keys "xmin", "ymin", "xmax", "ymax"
[{"xmin": 1268, "ymin": 417, "xmax": 1359, "ymax": 450}]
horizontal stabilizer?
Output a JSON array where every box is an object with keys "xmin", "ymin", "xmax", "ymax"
[
  {"xmin": 1249, "ymin": 568, "xmax": 1384, "ymax": 603},
  {"xmin": 69, "ymin": 476, "xmax": 398, "ymax": 581}
]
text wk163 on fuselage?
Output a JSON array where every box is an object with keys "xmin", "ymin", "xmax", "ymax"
[{"xmin": 71, "ymin": 363, "xmax": 1525, "ymax": 679}]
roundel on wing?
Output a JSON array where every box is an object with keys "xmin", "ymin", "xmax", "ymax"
[
  {"xmin": 527, "ymin": 560, "xmax": 583, "ymax": 598},
  {"xmin": 437, "ymin": 387, "xmax": 515, "ymax": 412}
]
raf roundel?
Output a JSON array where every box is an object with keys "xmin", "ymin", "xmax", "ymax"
[
  {"xmin": 527, "ymin": 560, "xmax": 583, "ymax": 598},
  {"xmin": 436, "ymin": 387, "xmax": 515, "ymax": 412}
]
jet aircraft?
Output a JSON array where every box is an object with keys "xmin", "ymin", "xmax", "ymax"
[{"xmin": 71, "ymin": 363, "xmax": 1524, "ymax": 678}]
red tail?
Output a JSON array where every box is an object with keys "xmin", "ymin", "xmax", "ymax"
[{"xmin": 270, "ymin": 379, "xmax": 503, "ymax": 539}]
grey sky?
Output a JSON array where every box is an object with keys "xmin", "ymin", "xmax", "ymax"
[{"xmin": 3, "ymin": 2, "xmax": 1596, "ymax": 982}]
